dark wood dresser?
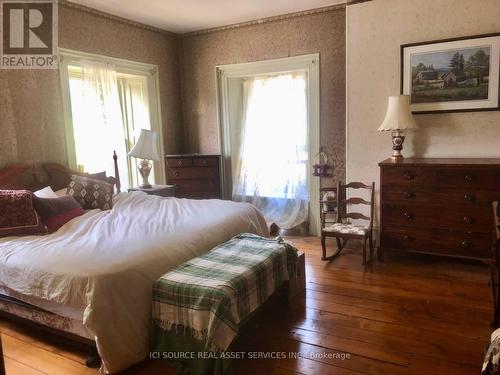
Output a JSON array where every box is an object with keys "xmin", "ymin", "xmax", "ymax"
[
  {"xmin": 165, "ymin": 154, "xmax": 222, "ymax": 199},
  {"xmin": 379, "ymin": 158, "xmax": 500, "ymax": 262}
]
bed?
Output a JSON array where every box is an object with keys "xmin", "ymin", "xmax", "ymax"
[{"xmin": 0, "ymin": 158, "xmax": 269, "ymax": 374}]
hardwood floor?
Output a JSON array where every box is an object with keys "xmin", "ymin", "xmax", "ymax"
[{"xmin": 0, "ymin": 236, "xmax": 492, "ymax": 374}]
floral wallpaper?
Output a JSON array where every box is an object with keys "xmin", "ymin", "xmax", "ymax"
[
  {"xmin": 0, "ymin": 2, "xmax": 183, "ymax": 168},
  {"xmin": 0, "ymin": 3, "xmax": 347, "ymax": 188},
  {"xmin": 178, "ymin": 9, "xmax": 347, "ymax": 186}
]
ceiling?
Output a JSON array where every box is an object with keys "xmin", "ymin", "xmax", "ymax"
[{"xmin": 68, "ymin": 0, "xmax": 348, "ymax": 34}]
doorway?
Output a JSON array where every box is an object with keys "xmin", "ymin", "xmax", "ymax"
[{"xmin": 216, "ymin": 54, "xmax": 320, "ymax": 235}]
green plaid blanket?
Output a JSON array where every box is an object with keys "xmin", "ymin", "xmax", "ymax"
[{"xmin": 151, "ymin": 233, "xmax": 298, "ymax": 354}]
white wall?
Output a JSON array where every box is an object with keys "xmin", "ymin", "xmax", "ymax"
[{"xmin": 346, "ymin": 0, "xmax": 500, "ymax": 226}]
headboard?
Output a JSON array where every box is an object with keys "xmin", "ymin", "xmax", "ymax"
[
  {"xmin": 0, "ymin": 165, "xmax": 42, "ymax": 191},
  {"xmin": 0, "ymin": 152, "xmax": 121, "ymax": 193}
]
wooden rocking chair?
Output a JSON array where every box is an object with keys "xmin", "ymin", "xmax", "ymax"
[{"xmin": 321, "ymin": 181, "xmax": 375, "ymax": 265}]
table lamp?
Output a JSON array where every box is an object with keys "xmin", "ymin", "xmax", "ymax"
[
  {"xmin": 128, "ymin": 129, "xmax": 159, "ymax": 188},
  {"xmin": 377, "ymin": 95, "xmax": 418, "ymax": 159}
]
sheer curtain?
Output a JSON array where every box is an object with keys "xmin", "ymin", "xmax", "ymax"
[
  {"xmin": 232, "ymin": 72, "xmax": 309, "ymax": 229},
  {"xmin": 68, "ymin": 61, "xmax": 129, "ymax": 188}
]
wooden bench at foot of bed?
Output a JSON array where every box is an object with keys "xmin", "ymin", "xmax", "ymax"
[{"xmin": 150, "ymin": 233, "xmax": 305, "ymax": 374}]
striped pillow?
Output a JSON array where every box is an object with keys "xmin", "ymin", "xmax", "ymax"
[
  {"xmin": 34, "ymin": 195, "xmax": 85, "ymax": 233},
  {"xmin": 0, "ymin": 190, "xmax": 47, "ymax": 237}
]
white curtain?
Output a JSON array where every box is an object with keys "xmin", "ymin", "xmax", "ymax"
[
  {"xmin": 69, "ymin": 61, "xmax": 129, "ymax": 188},
  {"xmin": 232, "ymin": 72, "xmax": 309, "ymax": 229}
]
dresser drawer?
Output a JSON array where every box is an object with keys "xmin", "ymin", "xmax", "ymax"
[
  {"xmin": 437, "ymin": 169, "xmax": 500, "ymax": 188},
  {"xmin": 166, "ymin": 158, "xmax": 193, "ymax": 167},
  {"xmin": 174, "ymin": 179, "xmax": 219, "ymax": 193},
  {"xmin": 382, "ymin": 186, "xmax": 500, "ymax": 207},
  {"xmin": 193, "ymin": 157, "xmax": 219, "ymax": 167},
  {"xmin": 382, "ymin": 203, "xmax": 492, "ymax": 232},
  {"xmin": 381, "ymin": 167, "xmax": 435, "ymax": 186},
  {"xmin": 168, "ymin": 167, "xmax": 218, "ymax": 180},
  {"xmin": 381, "ymin": 226, "xmax": 492, "ymax": 259}
]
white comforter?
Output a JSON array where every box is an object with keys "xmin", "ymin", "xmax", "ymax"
[{"xmin": 0, "ymin": 192, "xmax": 269, "ymax": 373}]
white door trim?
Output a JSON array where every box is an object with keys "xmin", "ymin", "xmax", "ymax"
[{"xmin": 215, "ymin": 53, "xmax": 321, "ymax": 236}]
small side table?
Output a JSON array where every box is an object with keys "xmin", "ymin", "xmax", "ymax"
[{"xmin": 128, "ymin": 184, "xmax": 176, "ymax": 198}]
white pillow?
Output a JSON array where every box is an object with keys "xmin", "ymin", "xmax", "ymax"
[
  {"xmin": 55, "ymin": 188, "xmax": 68, "ymax": 197},
  {"xmin": 33, "ymin": 186, "xmax": 58, "ymax": 199}
]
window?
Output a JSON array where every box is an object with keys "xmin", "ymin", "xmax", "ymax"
[
  {"xmin": 60, "ymin": 49, "xmax": 163, "ymax": 190},
  {"xmin": 236, "ymin": 73, "xmax": 308, "ymax": 199},
  {"xmin": 217, "ymin": 54, "xmax": 320, "ymax": 234},
  {"xmin": 232, "ymin": 72, "xmax": 309, "ymax": 230}
]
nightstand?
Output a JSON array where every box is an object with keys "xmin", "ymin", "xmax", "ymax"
[{"xmin": 128, "ymin": 184, "xmax": 176, "ymax": 197}]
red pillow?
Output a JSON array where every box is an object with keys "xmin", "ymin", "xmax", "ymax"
[
  {"xmin": 0, "ymin": 190, "xmax": 47, "ymax": 237},
  {"xmin": 34, "ymin": 195, "xmax": 85, "ymax": 233}
]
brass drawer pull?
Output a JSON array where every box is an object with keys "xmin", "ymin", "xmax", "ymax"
[
  {"xmin": 403, "ymin": 212, "xmax": 413, "ymax": 219},
  {"xmin": 463, "ymin": 216, "xmax": 472, "ymax": 224},
  {"xmin": 464, "ymin": 174, "xmax": 472, "ymax": 182},
  {"xmin": 462, "ymin": 240, "xmax": 471, "ymax": 248},
  {"xmin": 177, "ymin": 160, "xmax": 183, "ymax": 166},
  {"xmin": 202, "ymin": 159, "xmax": 208, "ymax": 166},
  {"xmin": 403, "ymin": 235, "xmax": 411, "ymax": 241},
  {"xmin": 173, "ymin": 171, "xmax": 180, "ymax": 177},
  {"xmin": 404, "ymin": 191, "xmax": 414, "ymax": 198},
  {"xmin": 464, "ymin": 194, "xmax": 474, "ymax": 201},
  {"xmin": 404, "ymin": 173, "xmax": 414, "ymax": 181}
]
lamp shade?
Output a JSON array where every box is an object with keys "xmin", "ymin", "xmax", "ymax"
[
  {"xmin": 128, "ymin": 129, "xmax": 160, "ymax": 161},
  {"xmin": 377, "ymin": 95, "xmax": 418, "ymax": 132}
]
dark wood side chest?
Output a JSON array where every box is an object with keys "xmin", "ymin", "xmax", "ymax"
[
  {"xmin": 165, "ymin": 154, "xmax": 222, "ymax": 199},
  {"xmin": 379, "ymin": 158, "xmax": 500, "ymax": 262}
]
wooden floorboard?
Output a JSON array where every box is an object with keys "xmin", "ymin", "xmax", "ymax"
[{"xmin": 0, "ymin": 236, "xmax": 492, "ymax": 374}]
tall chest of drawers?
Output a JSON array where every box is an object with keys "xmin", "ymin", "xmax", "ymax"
[
  {"xmin": 165, "ymin": 154, "xmax": 222, "ymax": 199},
  {"xmin": 379, "ymin": 158, "xmax": 500, "ymax": 262}
]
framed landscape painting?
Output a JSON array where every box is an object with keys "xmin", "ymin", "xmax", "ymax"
[{"xmin": 401, "ymin": 33, "xmax": 500, "ymax": 113}]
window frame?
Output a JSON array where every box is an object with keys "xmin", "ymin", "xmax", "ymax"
[{"xmin": 58, "ymin": 48, "xmax": 166, "ymax": 185}]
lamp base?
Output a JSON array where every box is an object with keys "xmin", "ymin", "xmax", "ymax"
[
  {"xmin": 138, "ymin": 159, "xmax": 152, "ymax": 188},
  {"xmin": 391, "ymin": 130, "xmax": 406, "ymax": 159}
]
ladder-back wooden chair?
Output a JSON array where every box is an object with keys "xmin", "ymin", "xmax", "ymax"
[{"xmin": 321, "ymin": 181, "xmax": 375, "ymax": 265}]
